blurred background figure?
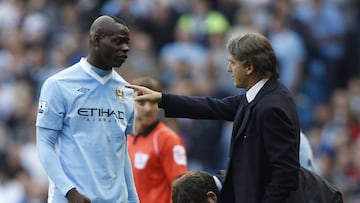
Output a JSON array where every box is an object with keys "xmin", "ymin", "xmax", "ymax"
[
  {"xmin": 300, "ymin": 131, "xmax": 318, "ymax": 173},
  {"xmin": 127, "ymin": 77, "xmax": 188, "ymax": 203}
]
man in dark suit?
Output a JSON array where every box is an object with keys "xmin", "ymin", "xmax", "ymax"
[{"xmin": 126, "ymin": 33, "xmax": 303, "ymax": 203}]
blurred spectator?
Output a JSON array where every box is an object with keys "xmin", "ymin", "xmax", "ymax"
[
  {"xmin": 176, "ymin": 0, "xmax": 230, "ymax": 46},
  {"xmin": 138, "ymin": 0, "xmax": 180, "ymax": 53},
  {"xmin": 127, "ymin": 77, "xmax": 187, "ymax": 203},
  {"xmin": 0, "ymin": 145, "xmax": 26, "ymax": 203},
  {"xmin": 347, "ymin": 78, "xmax": 360, "ymax": 141},
  {"xmin": 159, "ymin": 22, "xmax": 208, "ymax": 87},
  {"xmin": 319, "ymin": 89, "xmax": 351, "ymax": 156},
  {"xmin": 267, "ymin": 11, "xmax": 306, "ymax": 93},
  {"xmin": 295, "ymin": 0, "xmax": 347, "ymax": 102},
  {"xmin": 240, "ymin": 0, "xmax": 270, "ymax": 33},
  {"xmin": 22, "ymin": 12, "xmax": 50, "ymax": 46},
  {"xmin": 205, "ymin": 11, "xmax": 237, "ymax": 95},
  {"xmin": 0, "ymin": 0, "xmax": 24, "ymax": 35},
  {"xmin": 347, "ymin": 136, "xmax": 360, "ymax": 202},
  {"xmin": 226, "ymin": 5, "xmax": 260, "ymax": 40},
  {"xmin": 126, "ymin": 31, "xmax": 159, "ymax": 78},
  {"xmin": 24, "ymin": 44, "xmax": 61, "ymax": 98}
]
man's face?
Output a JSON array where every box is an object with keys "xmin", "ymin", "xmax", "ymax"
[
  {"xmin": 135, "ymin": 100, "xmax": 159, "ymax": 127},
  {"xmin": 227, "ymin": 53, "xmax": 249, "ymax": 89},
  {"xmin": 97, "ymin": 24, "xmax": 130, "ymax": 69}
]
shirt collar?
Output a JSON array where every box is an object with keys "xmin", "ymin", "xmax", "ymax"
[
  {"xmin": 136, "ymin": 120, "xmax": 160, "ymax": 137},
  {"xmin": 90, "ymin": 65, "xmax": 111, "ymax": 78},
  {"xmin": 246, "ymin": 78, "xmax": 269, "ymax": 103},
  {"xmin": 80, "ymin": 57, "xmax": 113, "ymax": 84}
]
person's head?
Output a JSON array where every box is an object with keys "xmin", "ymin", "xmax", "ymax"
[
  {"xmin": 88, "ymin": 15, "xmax": 130, "ymax": 70},
  {"xmin": 131, "ymin": 77, "xmax": 161, "ymax": 127},
  {"xmin": 172, "ymin": 171, "xmax": 219, "ymax": 203},
  {"xmin": 226, "ymin": 33, "xmax": 279, "ymax": 90}
]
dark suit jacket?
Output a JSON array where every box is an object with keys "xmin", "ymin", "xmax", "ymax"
[{"xmin": 159, "ymin": 79, "xmax": 303, "ymax": 203}]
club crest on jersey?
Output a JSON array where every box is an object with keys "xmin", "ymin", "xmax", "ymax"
[
  {"xmin": 38, "ymin": 100, "xmax": 47, "ymax": 114},
  {"xmin": 116, "ymin": 87, "xmax": 124, "ymax": 101}
]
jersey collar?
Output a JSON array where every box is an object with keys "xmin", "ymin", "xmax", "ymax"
[{"xmin": 79, "ymin": 57, "xmax": 113, "ymax": 84}]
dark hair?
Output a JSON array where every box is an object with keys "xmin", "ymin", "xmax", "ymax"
[
  {"xmin": 172, "ymin": 171, "xmax": 219, "ymax": 203},
  {"xmin": 226, "ymin": 33, "xmax": 279, "ymax": 79}
]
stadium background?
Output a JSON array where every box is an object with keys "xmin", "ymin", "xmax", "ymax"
[{"xmin": 0, "ymin": 0, "xmax": 359, "ymax": 202}]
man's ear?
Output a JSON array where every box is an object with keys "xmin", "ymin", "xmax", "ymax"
[
  {"xmin": 206, "ymin": 191, "xmax": 218, "ymax": 202},
  {"xmin": 92, "ymin": 34, "xmax": 101, "ymax": 48},
  {"xmin": 246, "ymin": 64, "xmax": 254, "ymax": 75}
]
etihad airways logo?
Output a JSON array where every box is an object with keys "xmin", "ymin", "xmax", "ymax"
[{"xmin": 77, "ymin": 108, "xmax": 125, "ymax": 121}]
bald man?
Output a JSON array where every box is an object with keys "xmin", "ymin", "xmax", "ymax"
[{"xmin": 36, "ymin": 15, "xmax": 139, "ymax": 203}]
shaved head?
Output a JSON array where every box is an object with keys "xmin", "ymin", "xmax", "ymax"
[
  {"xmin": 90, "ymin": 15, "xmax": 129, "ymax": 38},
  {"xmin": 87, "ymin": 15, "xmax": 130, "ymax": 70}
]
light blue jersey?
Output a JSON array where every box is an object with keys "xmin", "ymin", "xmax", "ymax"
[
  {"xmin": 300, "ymin": 132, "xmax": 318, "ymax": 173},
  {"xmin": 36, "ymin": 58, "xmax": 139, "ymax": 203}
]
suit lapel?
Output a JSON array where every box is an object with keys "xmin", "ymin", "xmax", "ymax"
[
  {"xmin": 231, "ymin": 79, "xmax": 278, "ymax": 144},
  {"xmin": 231, "ymin": 96, "xmax": 247, "ymax": 144},
  {"xmin": 234, "ymin": 104, "xmax": 252, "ymax": 141}
]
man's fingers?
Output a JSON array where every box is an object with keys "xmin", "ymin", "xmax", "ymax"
[
  {"xmin": 125, "ymin": 84, "xmax": 141, "ymax": 91},
  {"xmin": 125, "ymin": 84, "xmax": 150, "ymax": 94},
  {"xmin": 134, "ymin": 94, "xmax": 150, "ymax": 102},
  {"xmin": 125, "ymin": 84, "xmax": 160, "ymax": 102}
]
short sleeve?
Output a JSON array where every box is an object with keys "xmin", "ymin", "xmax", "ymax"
[
  {"xmin": 36, "ymin": 77, "xmax": 65, "ymax": 130},
  {"xmin": 158, "ymin": 132, "xmax": 188, "ymax": 181}
]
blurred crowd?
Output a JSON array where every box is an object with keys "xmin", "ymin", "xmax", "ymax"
[{"xmin": 0, "ymin": 0, "xmax": 359, "ymax": 202}]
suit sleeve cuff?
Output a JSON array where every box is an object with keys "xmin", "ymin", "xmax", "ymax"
[{"xmin": 158, "ymin": 93, "xmax": 167, "ymax": 108}]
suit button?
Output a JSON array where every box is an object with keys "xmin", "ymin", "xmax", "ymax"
[{"xmin": 244, "ymin": 136, "xmax": 247, "ymax": 138}]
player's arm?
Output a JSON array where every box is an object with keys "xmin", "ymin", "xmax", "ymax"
[
  {"xmin": 124, "ymin": 149, "xmax": 139, "ymax": 203},
  {"xmin": 124, "ymin": 110, "xmax": 139, "ymax": 203},
  {"xmin": 36, "ymin": 127, "xmax": 90, "ymax": 203},
  {"xmin": 36, "ymin": 78, "xmax": 89, "ymax": 202},
  {"xmin": 36, "ymin": 127, "xmax": 72, "ymax": 195}
]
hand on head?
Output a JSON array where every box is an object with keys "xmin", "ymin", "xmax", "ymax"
[{"xmin": 125, "ymin": 84, "xmax": 162, "ymax": 103}]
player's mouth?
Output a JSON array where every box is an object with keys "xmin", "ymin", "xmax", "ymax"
[
  {"xmin": 116, "ymin": 55, "xmax": 127, "ymax": 64},
  {"xmin": 119, "ymin": 55, "xmax": 127, "ymax": 61}
]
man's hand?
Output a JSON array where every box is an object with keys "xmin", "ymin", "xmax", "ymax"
[
  {"xmin": 125, "ymin": 84, "xmax": 162, "ymax": 103},
  {"xmin": 66, "ymin": 188, "xmax": 91, "ymax": 203}
]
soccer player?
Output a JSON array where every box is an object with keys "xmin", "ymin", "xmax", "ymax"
[
  {"xmin": 127, "ymin": 77, "xmax": 188, "ymax": 203},
  {"xmin": 35, "ymin": 15, "xmax": 139, "ymax": 203}
]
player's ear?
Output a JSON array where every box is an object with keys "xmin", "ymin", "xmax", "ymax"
[
  {"xmin": 91, "ymin": 33, "xmax": 101, "ymax": 48},
  {"xmin": 206, "ymin": 191, "xmax": 218, "ymax": 203}
]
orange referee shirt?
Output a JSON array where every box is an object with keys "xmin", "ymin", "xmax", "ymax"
[{"xmin": 127, "ymin": 121, "xmax": 188, "ymax": 203}]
